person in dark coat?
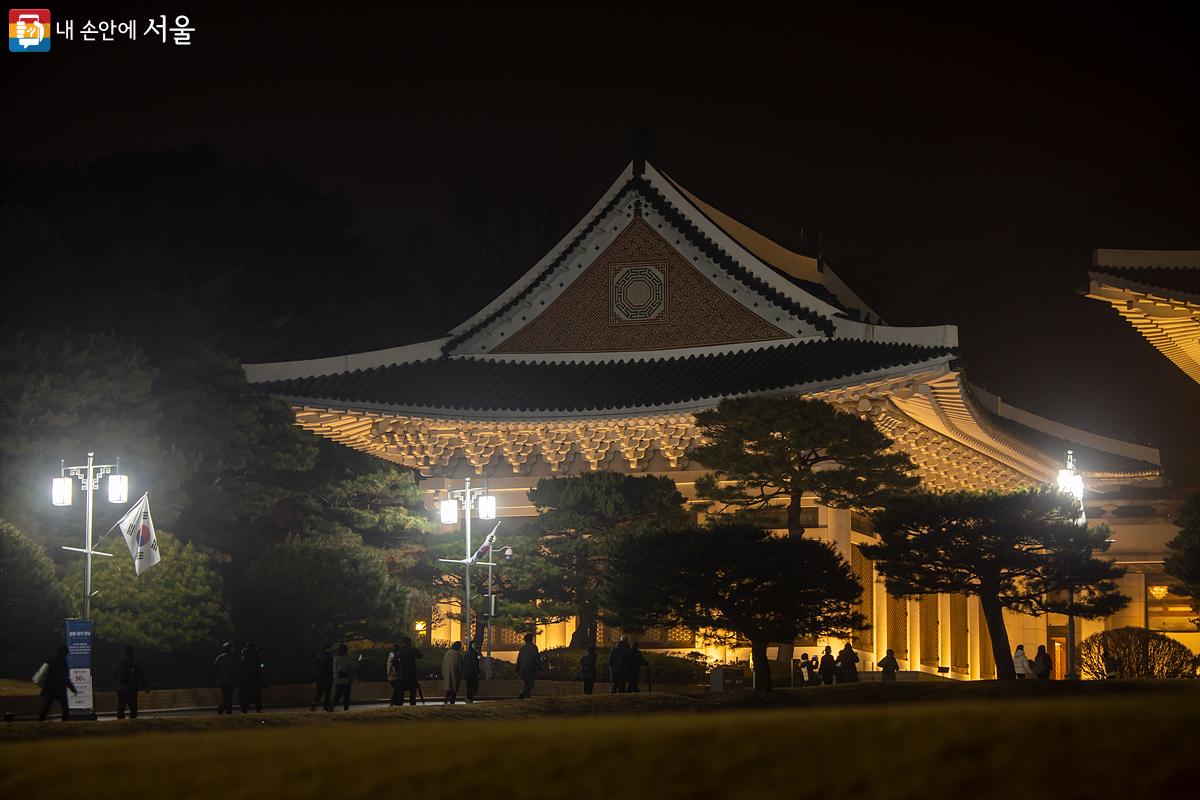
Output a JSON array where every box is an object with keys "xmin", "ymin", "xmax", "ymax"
[
  {"xmin": 463, "ymin": 642, "xmax": 482, "ymax": 704},
  {"xmin": 1033, "ymin": 644, "xmax": 1053, "ymax": 680},
  {"xmin": 332, "ymin": 643, "xmax": 354, "ymax": 711},
  {"xmin": 310, "ymin": 644, "xmax": 334, "ymax": 711},
  {"xmin": 797, "ymin": 653, "xmax": 815, "ymax": 686},
  {"xmin": 239, "ymin": 642, "xmax": 263, "ymax": 713},
  {"xmin": 37, "ymin": 644, "xmax": 77, "ymax": 721},
  {"xmin": 397, "ymin": 637, "xmax": 423, "ymax": 706},
  {"xmin": 386, "ymin": 643, "xmax": 403, "ymax": 705},
  {"xmin": 624, "ymin": 642, "xmax": 650, "ymax": 692},
  {"xmin": 515, "ymin": 632, "xmax": 539, "ymax": 698},
  {"xmin": 111, "ymin": 645, "xmax": 149, "ymax": 719},
  {"xmin": 836, "ymin": 643, "xmax": 859, "ymax": 683},
  {"xmin": 212, "ymin": 641, "xmax": 237, "ymax": 714},
  {"xmin": 609, "ymin": 635, "xmax": 631, "ymax": 694},
  {"xmin": 579, "ymin": 645, "xmax": 598, "ymax": 695},
  {"xmin": 818, "ymin": 645, "xmax": 836, "ymax": 686},
  {"xmin": 878, "ymin": 648, "xmax": 899, "ymax": 682}
]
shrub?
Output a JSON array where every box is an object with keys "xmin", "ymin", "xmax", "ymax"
[
  {"xmin": 1078, "ymin": 627, "xmax": 1198, "ymax": 679},
  {"xmin": 536, "ymin": 646, "xmax": 709, "ymax": 685}
]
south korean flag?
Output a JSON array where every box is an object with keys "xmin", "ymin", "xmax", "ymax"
[{"xmin": 115, "ymin": 494, "xmax": 161, "ymax": 575}]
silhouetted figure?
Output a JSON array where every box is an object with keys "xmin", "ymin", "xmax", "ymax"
[
  {"xmin": 463, "ymin": 642, "xmax": 482, "ymax": 703},
  {"xmin": 609, "ymin": 635, "xmax": 631, "ymax": 693},
  {"xmin": 818, "ymin": 645, "xmax": 836, "ymax": 685},
  {"xmin": 579, "ymin": 645, "xmax": 597, "ymax": 695},
  {"xmin": 878, "ymin": 648, "xmax": 899, "ymax": 682},
  {"xmin": 797, "ymin": 653, "xmax": 815, "ymax": 686},
  {"xmin": 332, "ymin": 643, "xmax": 354, "ymax": 710},
  {"xmin": 212, "ymin": 641, "xmax": 237, "ymax": 714},
  {"xmin": 37, "ymin": 644, "xmax": 77, "ymax": 721},
  {"xmin": 1102, "ymin": 649, "xmax": 1120, "ymax": 680},
  {"xmin": 310, "ymin": 644, "xmax": 334, "ymax": 711},
  {"xmin": 1012, "ymin": 644, "xmax": 1033, "ymax": 679},
  {"xmin": 239, "ymin": 642, "xmax": 263, "ymax": 713},
  {"xmin": 442, "ymin": 641, "xmax": 463, "ymax": 704},
  {"xmin": 516, "ymin": 633, "xmax": 539, "ymax": 698},
  {"xmin": 387, "ymin": 643, "xmax": 403, "ymax": 705},
  {"xmin": 1033, "ymin": 644, "xmax": 1053, "ymax": 680},
  {"xmin": 112, "ymin": 645, "xmax": 149, "ymax": 719},
  {"xmin": 625, "ymin": 642, "xmax": 650, "ymax": 692},
  {"xmin": 836, "ymin": 643, "xmax": 859, "ymax": 683},
  {"xmin": 397, "ymin": 637, "xmax": 423, "ymax": 706}
]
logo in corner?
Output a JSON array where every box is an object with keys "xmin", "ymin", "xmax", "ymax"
[{"xmin": 9, "ymin": 8, "xmax": 50, "ymax": 52}]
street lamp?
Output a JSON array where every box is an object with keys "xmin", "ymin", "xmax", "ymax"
[
  {"xmin": 1056, "ymin": 450, "xmax": 1086, "ymax": 680},
  {"xmin": 438, "ymin": 477, "xmax": 497, "ymax": 647},
  {"xmin": 52, "ymin": 453, "xmax": 128, "ymax": 619}
]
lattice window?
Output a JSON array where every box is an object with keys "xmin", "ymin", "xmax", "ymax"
[
  {"xmin": 919, "ymin": 594, "xmax": 939, "ymax": 667},
  {"xmin": 850, "ymin": 546, "xmax": 874, "ymax": 652},
  {"xmin": 977, "ymin": 604, "xmax": 995, "ymax": 679},
  {"xmin": 493, "ymin": 626, "xmax": 525, "ymax": 648},
  {"xmin": 950, "ymin": 594, "xmax": 969, "ymax": 674},
  {"xmin": 887, "ymin": 594, "xmax": 908, "ymax": 657},
  {"xmin": 666, "ymin": 626, "xmax": 695, "ymax": 646},
  {"xmin": 596, "ymin": 622, "xmax": 622, "ymax": 647}
]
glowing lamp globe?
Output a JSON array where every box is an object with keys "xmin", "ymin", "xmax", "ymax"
[
  {"xmin": 108, "ymin": 473, "xmax": 129, "ymax": 504},
  {"xmin": 440, "ymin": 499, "xmax": 459, "ymax": 524},
  {"xmin": 52, "ymin": 476, "xmax": 72, "ymax": 507},
  {"xmin": 478, "ymin": 494, "xmax": 497, "ymax": 520}
]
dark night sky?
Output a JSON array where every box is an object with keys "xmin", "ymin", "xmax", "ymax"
[{"xmin": 3, "ymin": 3, "xmax": 1198, "ymax": 480}]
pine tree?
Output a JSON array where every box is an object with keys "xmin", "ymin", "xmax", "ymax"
[
  {"xmin": 602, "ymin": 523, "xmax": 864, "ymax": 690},
  {"xmin": 692, "ymin": 396, "xmax": 917, "ymax": 538},
  {"xmin": 863, "ymin": 487, "xmax": 1127, "ymax": 679},
  {"xmin": 1164, "ymin": 492, "xmax": 1200, "ymax": 625},
  {"xmin": 498, "ymin": 472, "xmax": 687, "ymax": 648}
]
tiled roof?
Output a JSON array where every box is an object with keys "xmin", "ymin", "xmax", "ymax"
[
  {"xmin": 258, "ymin": 339, "xmax": 954, "ymax": 415},
  {"xmin": 443, "ymin": 176, "xmax": 843, "ymax": 355},
  {"xmin": 1091, "ymin": 266, "xmax": 1200, "ymax": 298},
  {"xmin": 987, "ymin": 414, "xmax": 1159, "ymax": 478}
]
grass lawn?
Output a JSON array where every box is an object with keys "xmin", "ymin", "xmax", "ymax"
[{"xmin": 1, "ymin": 682, "xmax": 1195, "ymax": 799}]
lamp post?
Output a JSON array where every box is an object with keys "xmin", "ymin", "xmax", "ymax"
[
  {"xmin": 52, "ymin": 452, "xmax": 128, "ymax": 619},
  {"xmin": 439, "ymin": 477, "xmax": 496, "ymax": 648},
  {"xmin": 1056, "ymin": 450, "xmax": 1086, "ymax": 680}
]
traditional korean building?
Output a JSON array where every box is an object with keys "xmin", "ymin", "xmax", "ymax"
[
  {"xmin": 1086, "ymin": 249, "xmax": 1200, "ymax": 384},
  {"xmin": 246, "ymin": 158, "xmax": 1182, "ymax": 677}
]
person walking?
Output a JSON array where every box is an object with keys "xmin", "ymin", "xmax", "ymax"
[
  {"xmin": 579, "ymin": 645, "xmax": 598, "ymax": 695},
  {"xmin": 836, "ymin": 643, "xmax": 859, "ymax": 683},
  {"xmin": 818, "ymin": 645, "xmax": 836, "ymax": 685},
  {"xmin": 397, "ymin": 637, "xmax": 423, "ymax": 706},
  {"xmin": 609, "ymin": 635, "xmax": 631, "ymax": 694},
  {"xmin": 331, "ymin": 643, "xmax": 354, "ymax": 711},
  {"xmin": 878, "ymin": 648, "xmax": 899, "ymax": 682},
  {"xmin": 239, "ymin": 642, "xmax": 263, "ymax": 713},
  {"xmin": 212, "ymin": 641, "xmax": 237, "ymax": 714},
  {"xmin": 36, "ymin": 645, "xmax": 77, "ymax": 721},
  {"xmin": 111, "ymin": 645, "xmax": 149, "ymax": 719},
  {"xmin": 625, "ymin": 642, "xmax": 650, "ymax": 692},
  {"xmin": 1033, "ymin": 644, "xmax": 1053, "ymax": 681},
  {"xmin": 442, "ymin": 641, "xmax": 464, "ymax": 704},
  {"xmin": 463, "ymin": 642, "xmax": 482, "ymax": 704},
  {"xmin": 1012, "ymin": 644, "xmax": 1034, "ymax": 680},
  {"xmin": 387, "ymin": 643, "xmax": 403, "ymax": 706},
  {"xmin": 310, "ymin": 644, "xmax": 334, "ymax": 711},
  {"xmin": 515, "ymin": 632, "xmax": 539, "ymax": 698}
]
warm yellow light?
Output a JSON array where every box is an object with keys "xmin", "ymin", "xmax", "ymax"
[
  {"xmin": 1148, "ymin": 585, "xmax": 1169, "ymax": 600},
  {"xmin": 414, "ymin": 620, "xmax": 427, "ymax": 633},
  {"xmin": 440, "ymin": 499, "xmax": 458, "ymax": 524},
  {"xmin": 108, "ymin": 474, "xmax": 129, "ymax": 504},
  {"xmin": 52, "ymin": 476, "xmax": 72, "ymax": 507},
  {"xmin": 477, "ymin": 494, "xmax": 497, "ymax": 520}
]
